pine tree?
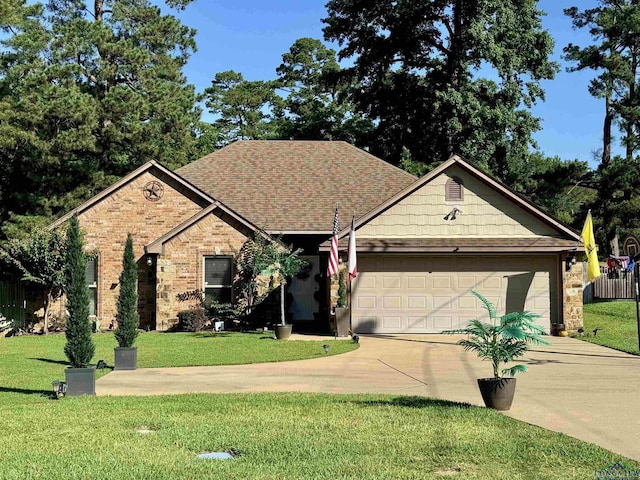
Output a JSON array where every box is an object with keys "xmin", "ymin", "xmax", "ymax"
[
  {"xmin": 114, "ymin": 234, "xmax": 139, "ymax": 348},
  {"xmin": 63, "ymin": 216, "xmax": 95, "ymax": 368}
]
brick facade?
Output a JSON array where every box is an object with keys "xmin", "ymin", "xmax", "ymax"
[
  {"xmin": 156, "ymin": 212, "xmax": 249, "ymax": 330},
  {"xmin": 53, "ymin": 168, "xmax": 208, "ymax": 330}
]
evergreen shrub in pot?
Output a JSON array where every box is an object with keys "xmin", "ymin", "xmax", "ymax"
[
  {"xmin": 63, "ymin": 216, "xmax": 96, "ymax": 396},
  {"xmin": 444, "ymin": 290, "xmax": 549, "ymax": 410},
  {"xmin": 114, "ymin": 234, "xmax": 139, "ymax": 370}
]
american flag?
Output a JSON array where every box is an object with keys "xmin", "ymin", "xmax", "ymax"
[{"xmin": 327, "ymin": 206, "xmax": 339, "ymax": 276}]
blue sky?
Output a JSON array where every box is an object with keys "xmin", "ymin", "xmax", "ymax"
[{"xmin": 170, "ymin": 0, "xmax": 609, "ymax": 167}]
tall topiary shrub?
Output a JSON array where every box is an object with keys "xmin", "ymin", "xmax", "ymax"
[
  {"xmin": 63, "ymin": 216, "xmax": 95, "ymax": 368},
  {"xmin": 114, "ymin": 234, "xmax": 139, "ymax": 348},
  {"xmin": 337, "ymin": 269, "xmax": 347, "ymax": 308}
]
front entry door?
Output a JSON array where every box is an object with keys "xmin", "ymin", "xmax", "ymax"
[{"xmin": 288, "ymin": 255, "xmax": 320, "ymax": 321}]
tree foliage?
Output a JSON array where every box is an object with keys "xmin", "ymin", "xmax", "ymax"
[
  {"xmin": 114, "ymin": 234, "xmax": 139, "ymax": 348},
  {"xmin": 322, "ymin": 0, "xmax": 558, "ymax": 175},
  {"xmin": 0, "ymin": 228, "xmax": 67, "ymax": 333},
  {"xmin": 274, "ymin": 37, "xmax": 373, "ymax": 145},
  {"xmin": 202, "ymin": 70, "xmax": 280, "ymax": 144},
  {"xmin": 564, "ymin": 1, "xmax": 640, "ymax": 249},
  {"xmin": 63, "ymin": 216, "xmax": 95, "ymax": 368},
  {"xmin": 0, "ymin": 0, "xmax": 200, "ymax": 238}
]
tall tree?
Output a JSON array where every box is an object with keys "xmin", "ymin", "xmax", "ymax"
[
  {"xmin": 323, "ymin": 0, "xmax": 558, "ymax": 177},
  {"xmin": 0, "ymin": 0, "xmax": 201, "ymax": 238},
  {"xmin": 274, "ymin": 37, "xmax": 373, "ymax": 146},
  {"xmin": 564, "ymin": 1, "xmax": 640, "ymax": 165},
  {"xmin": 202, "ymin": 70, "xmax": 280, "ymax": 144}
]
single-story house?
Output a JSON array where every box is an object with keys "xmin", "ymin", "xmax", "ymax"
[{"xmin": 50, "ymin": 140, "xmax": 584, "ymax": 334}]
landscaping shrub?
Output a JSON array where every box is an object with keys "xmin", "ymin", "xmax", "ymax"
[
  {"xmin": 114, "ymin": 234, "xmax": 139, "ymax": 348},
  {"xmin": 63, "ymin": 215, "xmax": 95, "ymax": 368},
  {"xmin": 177, "ymin": 308, "xmax": 207, "ymax": 332}
]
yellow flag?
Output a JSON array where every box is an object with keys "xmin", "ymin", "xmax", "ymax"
[{"xmin": 581, "ymin": 211, "xmax": 601, "ymax": 281}]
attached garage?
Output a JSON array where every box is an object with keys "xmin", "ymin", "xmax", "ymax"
[
  {"xmin": 352, "ymin": 254, "xmax": 557, "ymax": 334},
  {"xmin": 321, "ymin": 155, "xmax": 585, "ymax": 334}
]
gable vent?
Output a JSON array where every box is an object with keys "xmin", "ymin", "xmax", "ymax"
[{"xmin": 446, "ymin": 176, "xmax": 464, "ymax": 201}]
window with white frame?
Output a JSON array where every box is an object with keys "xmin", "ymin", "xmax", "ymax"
[
  {"xmin": 203, "ymin": 256, "xmax": 233, "ymax": 305},
  {"xmin": 86, "ymin": 257, "xmax": 97, "ymax": 317}
]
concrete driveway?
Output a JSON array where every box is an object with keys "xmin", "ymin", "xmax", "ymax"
[{"xmin": 96, "ymin": 334, "xmax": 640, "ymax": 461}]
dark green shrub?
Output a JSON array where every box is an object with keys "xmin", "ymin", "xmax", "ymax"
[
  {"xmin": 114, "ymin": 234, "xmax": 139, "ymax": 348},
  {"xmin": 177, "ymin": 308, "xmax": 207, "ymax": 332},
  {"xmin": 337, "ymin": 270, "xmax": 347, "ymax": 308},
  {"xmin": 63, "ymin": 216, "xmax": 95, "ymax": 368}
]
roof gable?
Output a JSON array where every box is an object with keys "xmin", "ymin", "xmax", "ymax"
[
  {"xmin": 176, "ymin": 140, "xmax": 417, "ymax": 233},
  {"xmin": 325, "ymin": 155, "xmax": 581, "ymax": 246},
  {"xmin": 49, "ymin": 160, "xmax": 215, "ymax": 229}
]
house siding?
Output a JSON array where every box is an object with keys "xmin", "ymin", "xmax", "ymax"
[{"xmin": 357, "ymin": 165, "xmax": 558, "ymax": 239}]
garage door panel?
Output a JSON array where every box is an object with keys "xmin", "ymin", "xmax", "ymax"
[
  {"xmin": 358, "ymin": 275, "xmax": 376, "ymax": 289},
  {"xmin": 382, "ymin": 296, "xmax": 402, "ymax": 309},
  {"xmin": 382, "ymin": 276, "xmax": 401, "ymax": 289},
  {"xmin": 433, "ymin": 316, "xmax": 453, "ymax": 330},
  {"xmin": 407, "ymin": 276, "xmax": 426, "ymax": 289},
  {"xmin": 408, "ymin": 316, "xmax": 427, "ymax": 330},
  {"xmin": 382, "ymin": 316, "xmax": 401, "ymax": 329},
  {"xmin": 407, "ymin": 296, "xmax": 427, "ymax": 309},
  {"xmin": 356, "ymin": 295, "xmax": 376, "ymax": 310},
  {"xmin": 352, "ymin": 255, "xmax": 555, "ymax": 334}
]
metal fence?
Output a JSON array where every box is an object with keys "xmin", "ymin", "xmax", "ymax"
[{"xmin": 0, "ymin": 281, "xmax": 25, "ymax": 327}]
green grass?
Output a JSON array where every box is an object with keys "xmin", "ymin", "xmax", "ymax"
[
  {"xmin": 0, "ymin": 331, "xmax": 357, "ymax": 404},
  {"xmin": 0, "ymin": 392, "xmax": 635, "ymax": 479},
  {"xmin": 1, "ymin": 332, "xmax": 637, "ymax": 478},
  {"xmin": 582, "ymin": 300, "xmax": 640, "ymax": 354}
]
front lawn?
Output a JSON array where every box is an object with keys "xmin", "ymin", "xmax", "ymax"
[
  {"xmin": 0, "ymin": 331, "xmax": 357, "ymax": 404},
  {"xmin": 582, "ymin": 301, "xmax": 640, "ymax": 354},
  {"xmin": 0, "ymin": 330, "xmax": 637, "ymax": 478},
  {"xmin": 0, "ymin": 392, "xmax": 634, "ymax": 479}
]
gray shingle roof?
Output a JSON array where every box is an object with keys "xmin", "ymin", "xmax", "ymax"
[{"xmin": 176, "ymin": 140, "xmax": 417, "ymax": 232}]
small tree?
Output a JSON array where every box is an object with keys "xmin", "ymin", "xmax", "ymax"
[
  {"xmin": 0, "ymin": 230, "xmax": 67, "ymax": 334},
  {"xmin": 114, "ymin": 234, "xmax": 139, "ymax": 348},
  {"xmin": 260, "ymin": 246, "xmax": 307, "ymax": 326},
  {"xmin": 63, "ymin": 216, "xmax": 95, "ymax": 368}
]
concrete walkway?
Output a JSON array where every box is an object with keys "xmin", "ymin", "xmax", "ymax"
[{"xmin": 96, "ymin": 334, "xmax": 640, "ymax": 461}]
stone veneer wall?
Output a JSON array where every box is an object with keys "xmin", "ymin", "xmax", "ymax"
[
  {"xmin": 156, "ymin": 212, "xmax": 248, "ymax": 330},
  {"xmin": 562, "ymin": 257, "xmax": 584, "ymax": 331},
  {"xmin": 51, "ymin": 169, "xmax": 207, "ymax": 329}
]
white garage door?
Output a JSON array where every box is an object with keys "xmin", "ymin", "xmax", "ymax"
[{"xmin": 351, "ymin": 255, "xmax": 556, "ymax": 334}]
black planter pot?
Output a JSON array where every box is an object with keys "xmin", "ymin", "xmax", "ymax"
[
  {"xmin": 274, "ymin": 324, "xmax": 293, "ymax": 340},
  {"xmin": 65, "ymin": 366, "xmax": 96, "ymax": 396},
  {"xmin": 114, "ymin": 347, "xmax": 137, "ymax": 370},
  {"xmin": 477, "ymin": 377, "xmax": 516, "ymax": 411}
]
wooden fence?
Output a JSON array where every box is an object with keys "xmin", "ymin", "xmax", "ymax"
[
  {"xmin": 0, "ymin": 281, "xmax": 25, "ymax": 327},
  {"xmin": 590, "ymin": 265, "xmax": 636, "ymax": 300}
]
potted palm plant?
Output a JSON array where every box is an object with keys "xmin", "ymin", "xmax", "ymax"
[
  {"xmin": 114, "ymin": 234, "xmax": 139, "ymax": 370},
  {"xmin": 444, "ymin": 290, "xmax": 549, "ymax": 410},
  {"xmin": 261, "ymin": 245, "xmax": 307, "ymax": 340}
]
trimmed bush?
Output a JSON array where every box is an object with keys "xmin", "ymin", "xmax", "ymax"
[
  {"xmin": 63, "ymin": 216, "xmax": 95, "ymax": 368},
  {"xmin": 177, "ymin": 308, "xmax": 207, "ymax": 332},
  {"xmin": 114, "ymin": 234, "xmax": 139, "ymax": 348}
]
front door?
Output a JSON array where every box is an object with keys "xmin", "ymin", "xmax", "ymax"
[{"xmin": 288, "ymin": 255, "xmax": 320, "ymax": 321}]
